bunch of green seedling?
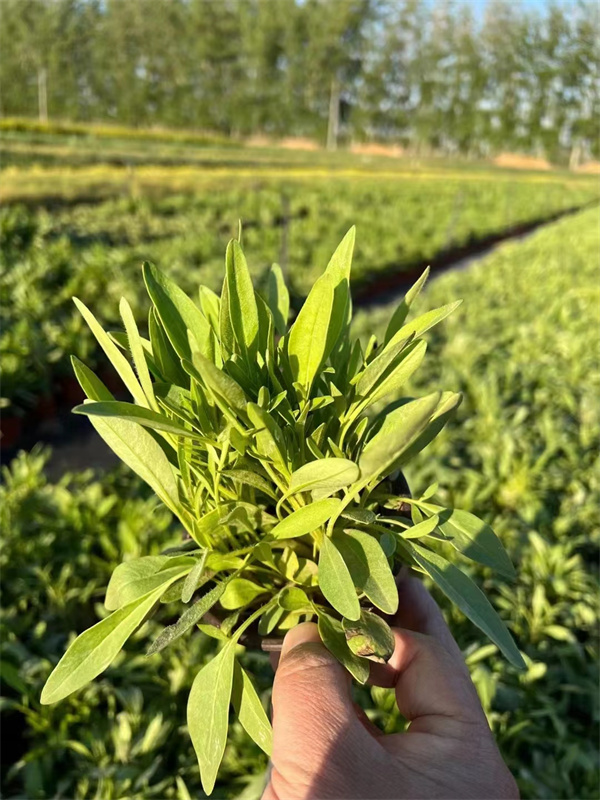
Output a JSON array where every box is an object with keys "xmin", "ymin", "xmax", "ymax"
[{"xmin": 41, "ymin": 227, "xmax": 524, "ymax": 794}]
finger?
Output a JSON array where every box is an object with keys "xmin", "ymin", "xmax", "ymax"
[
  {"xmin": 270, "ymin": 622, "xmax": 358, "ymax": 743},
  {"xmin": 393, "ymin": 574, "xmax": 464, "ymax": 660},
  {"xmin": 264, "ymin": 622, "xmax": 372, "ymax": 799},
  {"xmin": 377, "ymin": 628, "xmax": 486, "ymax": 729},
  {"xmin": 370, "ymin": 575, "xmax": 468, "ymax": 688}
]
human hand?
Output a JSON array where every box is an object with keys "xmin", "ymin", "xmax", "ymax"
[{"xmin": 262, "ymin": 575, "xmax": 519, "ymax": 800}]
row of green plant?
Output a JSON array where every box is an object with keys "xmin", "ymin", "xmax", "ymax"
[
  {"xmin": 2, "ymin": 176, "xmax": 597, "ymax": 414},
  {"xmin": 2, "ymin": 209, "xmax": 597, "ymax": 799},
  {"xmin": 0, "ymin": 118, "xmax": 235, "ymax": 148},
  {"xmin": 355, "ymin": 207, "xmax": 600, "ymax": 798}
]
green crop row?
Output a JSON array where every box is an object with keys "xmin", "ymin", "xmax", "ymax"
[
  {"xmin": 355, "ymin": 207, "xmax": 600, "ymax": 798},
  {"xmin": 2, "ymin": 177, "xmax": 597, "ymax": 414},
  {"xmin": 1, "ymin": 209, "xmax": 597, "ymax": 799}
]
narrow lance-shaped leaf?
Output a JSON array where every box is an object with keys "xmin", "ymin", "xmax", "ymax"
[
  {"xmin": 148, "ymin": 308, "xmax": 189, "ymax": 387},
  {"xmin": 271, "ymin": 498, "xmax": 342, "ymax": 540},
  {"xmin": 181, "ymin": 551, "xmax": 209, "ymax": 604},
  {"xmin": 318, "ymin": 534, "xmax": 360, "ymax": 621},
  {"xmin": 232, "ymin": 663, "xmax": 273, "ymax": 756},
  {"xmin": 81, "ymin": 409, "xmax": 181, "ymax": 520},
  {"xmin": 358, "ymin": 340, "xmax": 427, "ymax": 411},
  {"xmin": 323, "ymin": 226, "xmax": 355, "ymax": 355},
  {"xmin": 246, "ymin": 402, "xmax": 288, "ymax": 473},
  {"xmin": 288, "ymin": 458, "xmax": 360, "ymax": 497},
  {"xmin": 384, "ymin": 266, "xmax": 430, "ymax": 345},
  {"xmin": 359, "ymin": 392, "xmax": 441, "ymax": 483},
  {"xmin": 143, "ymin": 262, "xmax": 212, "ymax": 361},
  {"xmin": 199, "ymin": 286, "xmax": 221, "ymax": 333},
  {"xmin": 421, "ymin": 506, "xmax": 516, "ymax": 579},
  {"xmin": 220, "ymin": 578, "xmax": 266, "ymax": 610},
  {"xmin": 409, "ymin": 544, "xmax": 525, "ymax": 669},
  {"xmin": 187, "ymin": 640, "xmax": 236, "ymax": 795},
  {"xmin": 120, "ymin": 297, "xmax": 158, "ymax": 410},
  {"xmin": 385, "ymin": 301, "xmax": 462, "ymax": 352},
  {"xmin": 147, "ymin": 581, "xmax": 228, "ymax": 656},
  {"xmin": 74, "ymin": 401, "xmax": 198, "ymax": 439},
  {"xmin": 287, "ymin": 273, "xmax": 335, "ymax": 393},
  {"xmin": 184, "ymin": 352, "xmax": 247, "ymax": 412},
  {"xmin": 226, "ymin": 240, "xmax": 260, "ymax": 359},
  {"xmin": 41, "ymin": 572, "xmax": 182, "ymax": 705},
  {"xmin": 73, "ymin": 297, "xmax": 147, "ymax": 406},
  {"xmin": 106, "ymin": 556, "xmax": 194, "ymax": 610},
  {"xmin": 334, "ymin": 529, "xmax": 398, "ymax": 615},
  {"xmin": 394, "ymin": 392, "xmax": 462, "ymax": 469},
  {"xmin": 71, "ymin": 356, "xmax": 114, "ymax": 402},
  {"xmin": 266, "ymin": 263, "xmax": 289, "ymax": 335},
  {"xmin": 219, "ymin": 272, "xmax": 235, "ymax": 356}
]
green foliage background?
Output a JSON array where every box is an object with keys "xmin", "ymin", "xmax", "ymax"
[{"xmin": 1, "ymin": 207, "xmax": 598, "ymax": 799}]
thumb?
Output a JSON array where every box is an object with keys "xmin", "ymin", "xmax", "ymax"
[{"xmin": 264, "ymin": 622, "xmax": 368, "ymax": 800}]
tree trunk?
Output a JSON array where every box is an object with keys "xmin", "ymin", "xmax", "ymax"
[
  {"xmin": 38, "ymin": 67, "xmax": 48, "ymax": 123},
  {"xmin": 326, "ymin": 78, "xmax": 340, "ymax": 151}
]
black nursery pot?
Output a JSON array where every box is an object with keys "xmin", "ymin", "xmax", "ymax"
[{"xmin": 202, "ymin": 471, "xmax": 412, "ymax": 653}]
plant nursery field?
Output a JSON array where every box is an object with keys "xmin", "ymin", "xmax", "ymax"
[
  {"xmin": 1, "ymin": 192, "xmax": 598, "ymax": 800},
  {"xmin": 1, "ymin": 138, "xmax": 598, "ymax": 419}
]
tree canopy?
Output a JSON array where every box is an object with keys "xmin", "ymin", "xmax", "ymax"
[{"xmin": 1, "ymin": 0, "xmax": 598, "ymax": 162}]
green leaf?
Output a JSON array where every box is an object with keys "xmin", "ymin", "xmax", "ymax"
[
  {"xmin": 287, "ymin": 274, "xmax": 335, "ymax": 393},
  {"xmin": 220, "ymin": 578, "xmax": 266, "ymax": 610},
  {"xmin": 359, "ymin": 392, "xmax": 441, "ymax": 482},
  {"xmin": 182, "ymin": 551, "xmax": 209, "ymax": 604},
  {"xmin": 71, "ymin": 356, "xmax": 114, "ymax": 402},
  {"xmin": 429, "ymin": 507, "xmax": 516, "ymax": 579},
  {"xmin": 188, "ymin": 640, "xmax": 236, "ymax": 795},
  {"xmin": 317, "ymin": 612, "xmax": 369, "ymax": 683},
  {"xmin": 149, "ymin": 308, "xmax": 188, "ymax": 387},
  {"xmin": 385, "ymin": 301, "xmax": 462, "ymax": 351},
  {"xmin": 334, "ymin": 529, "xmax": 398, "ymax": 615},
  {"xmin": 41, "ymin": 575, "xmax": 181, "ymax": 705},
  {"xmin": 219, "ymin": 273, "xmax": 235, "ymax": 356},
  {"xmin": 266, "ymin": 263, "xmax": 290, "ymax": 336},
  {"xmin": 143, "ymin": 262, "xmax": 212, "ymax": 361},
  {"xmin": 73, "ymin": 297, "xmax": 147, "ymax": 406},
  {"xmin": 323, "ymin": 227, "xmax": 354, "ymax": 354},
  {"xmin": 384, "ymin": 267, "xmax": 430, "ymax": 345},
  {"xmin": 318, "ymin": 535, "xmax": 360, "ymax": 621},
  {"xmin": 357, "ymin": 340, "xmax": 427, "ymax": 410},
  {"xmin": 393, "ymin": 392, "xmax": 462, "ymax": 468},
  {"xmin": 278, "ymin": 586, "xmax": 312, "ymax": 612},
  {"xmin": 232, "ymin": 663, "xmax": 273, "ymax": 756},
  {"xmin": 343, "ymin": 610, "xmax": 396, "ymax": 662},
  {"xmin": 288, "ymin": 458, "xmax": 360, "ymax": 497},
  {"xmin": 409, "ymin": 544, "xmax": 525, "ymax": 669},
  {"xmin": 106, "ymin": 556, "xmax": 194, "ymax": 610},
  {"xmin": 221, "ymin": 469, "xmax": 278, "ymax": 500},
  {"xmin": 271, "ymin": 498, "xmax": 342, "ymax": 540},
  {"xmin": 82, "ymin": 412, "xmax": 181, "ymax": 517},
  {"xmin": 147, "ymin": 581, "xmax": 228, "ymax": 656},
  {"xmin": 246, "ymin": 403, "xmax": 287, "ymax": 473},
  {"xmin": 226, "ymin": 240, "xmax": 259, "ymax": 358},
  {"xmin": 397, "ymin": 514, "xmax": 439, "ymax": 539},
  {"xmin": 73, "ymin": 401, "xmax": 197, "ymax": 438},
  {"xmin": 186, "ymin": 352, "xmax": 247, "ymax": 413},
  {"xmin": 199, "ymin": 286, "xmax": 221, "ymax": 332},
  {"xmin": 120, "ymin": 297, "xmax": 158, "ymax": 411}
]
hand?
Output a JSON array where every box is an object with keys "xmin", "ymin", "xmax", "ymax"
[{"xmin": 262, "ymin": 576, "xmax": 519, "ymax": 800}]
